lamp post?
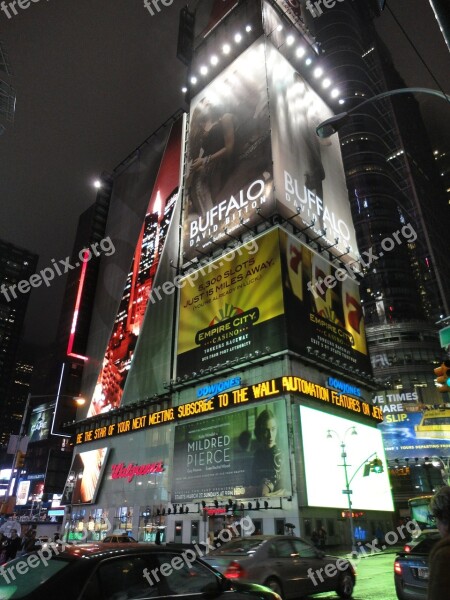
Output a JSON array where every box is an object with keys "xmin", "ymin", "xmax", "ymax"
[
  {"xmin": 327, "ymin": 428, "xmax": 384, "ymax": 558},
  {"xmin": 316, "ymin": 87, "xmax": 450, "ymax": 139},
  {"xmin": 327, "ymin": 427, "xmax": 358, "ymax": 558}
]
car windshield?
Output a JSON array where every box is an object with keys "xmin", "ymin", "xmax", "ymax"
[
  {"xmin": 213, "ymin": 539, "xmax": 264, "ymax": 554},
  {"xmin": 0, "ymin": 555, "xmax": 71, "ymax": 599}
]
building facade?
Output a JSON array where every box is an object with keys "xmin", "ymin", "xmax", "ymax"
[{"xmin": 65, "ymin": 1, "xmax": 395, "ymax": 547}]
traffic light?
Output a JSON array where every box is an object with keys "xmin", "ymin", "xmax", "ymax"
[
  {"xmin": 434, "ymin": 360, "xmax": 450, "ymax": 393},
  {"xmin": 363, "ymin": 457, "xmax": 384, "ymax": 476},
  {"xmin": 15, "ymin": 451, "xmax": 26, "ymax": 468},
  {"xmin": 371, "ymin": 458, "xmax": 384, "ymax": 473}
]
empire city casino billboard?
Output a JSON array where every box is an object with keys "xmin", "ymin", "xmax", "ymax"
[
  {"xmin": 280, "ymin": 229, "xmax": 370, "ymax": 377},
  {"xmin": 177, "ymin": 228, "xmax": 286, "ymax": 377},
  {"xmin": 177, "ymin": 228, "xmax": 370, "ymax": 378},
  {"xmin": 87, "ymin": 124, "xmax": 182, "ymax": 417}
]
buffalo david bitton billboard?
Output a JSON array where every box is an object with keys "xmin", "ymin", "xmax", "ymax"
[{"xmin": 183, "ymin": 37, "xmax": 357, "ymax": 264}]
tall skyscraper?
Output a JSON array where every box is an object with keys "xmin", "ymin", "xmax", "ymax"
[
  {"xmin": 310, "ymin": 0, "xmax": 449, "ymax": 403},
  {"xmin": 0, "ymin": 239, "xmax": 38, "ymax": 454}
]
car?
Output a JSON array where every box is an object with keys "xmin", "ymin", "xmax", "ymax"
[
  {"xmin": 202, "ymin": 535, "xmax": 355, "ymax": 599},
  {"xmin": 394, "ymin": 531, "xmax": 441, "ymax": 600},
  {"xmin": 101, "ymin": 535, "xmax": 137, "ymax": 543},
  {"xmin": 403, "ymin": 529, "xmax": 439, "ymax": 552},
  {"xmin": 0, "ymin": 543, "xmax": 282, "ymax": 600}
]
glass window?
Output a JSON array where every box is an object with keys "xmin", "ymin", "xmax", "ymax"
[
  {"xmin": 174, "ymin": 521, "xmax": 183, "ymax": 543},
  {"xmin": 85, "ymin": 556, "xmax": 158, "ymax": 600},
  {"xmin": 303, "ymin": 518, "xmax": 312, "ymax": 538},
  {"xmin": 252, "ymin": 519, "xmax": 262, "ymax": 535},
  {"xmin": 275, "ymin": 518, "xmax": 285, "ymax": 535},
  {"xmin": 272, "ymin": 540, "xmax": 294, "ymax": 558},
  {"xmin": 158, "ymin": 554, "xmax": 219, "ymax": 595},
  {"xmin": 214, "ymin": 539, "xmax": 263, "ymax": 554},
  {"xmin": 326, "ymin": 519, "xmax": 335, "ymax": 537},
  {"xmin": 191, "ymin": 520, "xmax": 199, "ymax": 543},
  {"xmin": 291, "ymin": 539, "xmax": 317, "ymax": 558}
]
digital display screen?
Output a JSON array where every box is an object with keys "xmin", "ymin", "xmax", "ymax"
[
  {"xmin": 62, "ymin": 447, "xmax": 109, "ymax": 505},
  {"xmin": 27, "ymin": 402, "xmax": 55, "ymax": 443},
  {"xmin": 300, "ymin": 405, "xmax": 394, "ymax": 511}
]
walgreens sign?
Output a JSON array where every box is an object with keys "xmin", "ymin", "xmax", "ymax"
[{"xmin": 111, "ymin": 462, "xmax": 164, "ymax": 483}]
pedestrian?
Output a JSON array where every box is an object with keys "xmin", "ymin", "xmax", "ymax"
[
  {"xmin": 311, "ymin": 530, "xmax": 319, "ymax": 547},
  {"xmin": 427, "ymin": 486, "xmax": 450, "ymax": 600},
  {"xmin": 0, "ymin": 514, "xmax": 21, "ymax": 538},
  {"xmin": 21, "ymin": 529, "xmax": 38, "ymax": 554},
  {"xmin": 318, "ymin": 526, "xmax": 327, "ymax": 549},
  {"xmin": 2, "ymin": 529, "xmax": 21, "ymax": 563}
]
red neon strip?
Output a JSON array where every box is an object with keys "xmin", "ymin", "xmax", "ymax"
[{"xmin": 67, "ymin": 251, "xmax": 89, "ymax": 361}]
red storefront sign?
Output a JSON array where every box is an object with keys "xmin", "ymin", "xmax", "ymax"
[
  {"xmin": 111, "ymin": 462, "xmax": 164, "ymax": 483},
  {"xmin": 205, "ymin": 508, "xmax": 227, "ymax": 516}
]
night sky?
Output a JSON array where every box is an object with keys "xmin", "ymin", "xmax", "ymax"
[{"xmin": 0, "ymin": 0, "xmax": 448, "ymax": 348}]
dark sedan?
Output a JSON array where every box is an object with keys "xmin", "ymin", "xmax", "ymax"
[
  {"xmin": 394, "ymin": 532, "xmax": 441, "ymax": 600},
  {"xmin": 202, "ymin": 535, "xmax": 355, "ymax": 599},
  {"xmin": 0, "ymin": 543, "xmax": 282, "ymax": 600}
]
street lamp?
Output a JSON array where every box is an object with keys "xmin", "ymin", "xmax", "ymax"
[
  {"xmin": 327, "ymin": 427, "xmax": 358, "ymax": 558},
  {"xmin": 327, "ymin": 428, "xmax": 384, "ymax": 558},
  {"xmin": 316, "ymin": 87, "xmax": 450, "ymax": 138}
]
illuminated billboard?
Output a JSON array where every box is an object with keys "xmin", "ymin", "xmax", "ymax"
[
  {"xmin": 27, "ymin": 402, "xmax": 54, "ymax": 443},
  {"xmin": 172, "ymin": 400, "xmax": 291, "ymax": 502},
  {"xmin": 16, "ymin": 480, "xmax": 30, "ymax": 506},
  {"xmin": 300, "ymin": 405, "xmax": 394, "ymax": 511},
  {"xmin": 177, "ymin": 228, "xmax": 370, "ymax": 377},
  {"xmin": 183, "ymin": 35, "xmax": 358, "ymax": 264},
  {"xmin": 183, "ymin": 39, "xmax": 273, "ymax": 260},
  {"xmin": 177, "ymin": 228, "xmax": 285, "ymax": 376},
  {"xmin": 87, "ymin": 119, "xmax": 182, "ymax": 418},
  {"xmin": 378, "ymin": 405, "xmax": 450, "ymax": 461},
  {"xmin": 280, "ymin": 229, "xmax": 370, "ymax": 376},
  {"xmin": 61, "ymin": 447, "xmax": 109, "ymax": 505},
  {"xmin": 267, "ymin": 43, "xmax": 358, "ymax": 262}
]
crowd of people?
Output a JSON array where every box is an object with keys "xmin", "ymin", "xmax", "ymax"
[{"xmin": 0, "ymin": 514, "xmax": 61, "ymax": 564}]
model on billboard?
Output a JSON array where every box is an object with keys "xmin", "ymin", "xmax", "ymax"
[
  {"xmin": 251, "ymin": 409, "xmax": 287, "ymax": 496},
  {"xmin": 183, "ymin": 41, "xmax": 273, "ymax": 259},
  {"xmin": 186, "ymin": 100, "xmax": 235, "ymax": 216}
]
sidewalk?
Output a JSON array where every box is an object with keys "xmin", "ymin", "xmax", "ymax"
[{"xmin": 325, "ymin": 544, "xmax": 403, "ymax": 558}]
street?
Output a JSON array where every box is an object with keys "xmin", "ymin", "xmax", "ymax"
[{"xmin": 313, "ymin": 552, "xmax": 397, "ymax": 600}]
